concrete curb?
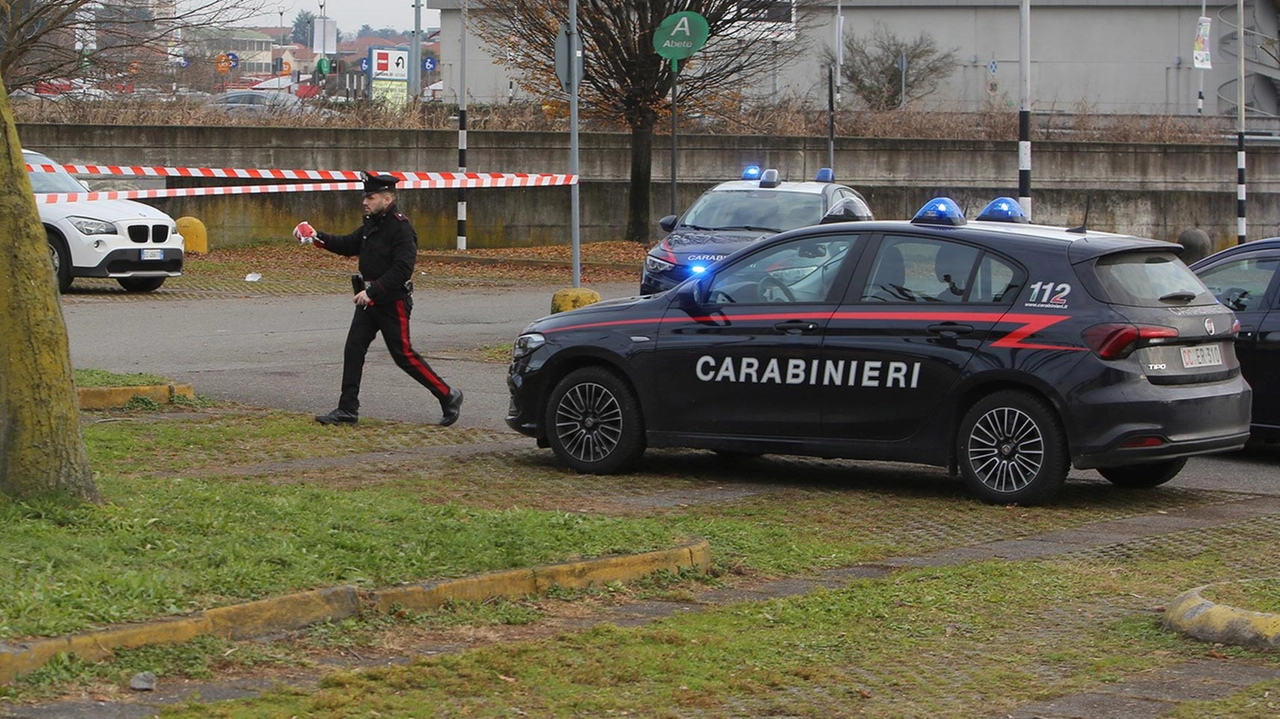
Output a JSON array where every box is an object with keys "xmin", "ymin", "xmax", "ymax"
[
  {"xmin": 77, "ymin": 384, "xmax": 195, "ymax": 410},
  {"xmin": 0, "ymin": 539, "xmax": 710, "ymax": 684},
  {"xmin": 1163, "ymin": 581, "xmax": 1280, "ymax": 649},
  {"xmin": 420, "ymin": 252, "xmax": 641, "ymax": 273}
]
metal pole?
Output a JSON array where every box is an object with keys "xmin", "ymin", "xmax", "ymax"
[
  {"xmin": 1237, "ymin": 0, "xmax": 1247, "ymax": 244},
  {"xmin": 671, "ymin": 58, "xmax": 678, "ymax": 217},
  {"xmin": 409, "ymin": 1, "xmax": 422, "ymax": 101},
  {"xmin": 1198, "ymin": 0, "xmax": 1205, "ymax": 115},
  {"xmin": 569, "ymin": 0, "xmax": 581, "ymax": 288},
  {"xmin": 827, "ymin": 64, "xmax": 835, "ymax": 170},
  {"xmin": 457, "ymin": 0, "xmax": 468, "ymax": 251},
  {"xmin": 835, "ymin": 0, "xmax": 843, "ymax": 106},
  {"xmin": 1018, "ymin": 0, "xmax": 1032, "ymax": 218}
]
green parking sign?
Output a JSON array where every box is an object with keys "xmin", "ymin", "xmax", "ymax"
[{"xmin": 653, "ymin": 12, "xmax": 708, "ymax": 61}]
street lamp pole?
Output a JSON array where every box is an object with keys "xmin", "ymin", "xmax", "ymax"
[
  {"xmin": 409, "ymin": 0, "xmax": 422, "ymax": 101},
  {"xmin": 457, "ymin": 0, "xmax": 469, "ymax": 251},
  {"xmin": 1018, "ymin": 0, "xmax": 1032, "ymax": 218},
  {"xmin": 1237, "ymin": 0, "xmax": 1247, "ymax": 244}
]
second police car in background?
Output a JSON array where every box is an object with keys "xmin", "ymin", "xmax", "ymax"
[
  {"xmin": 509, "ymin": 197, "xmax": 1251, "ymax": 505},
  {"xmin": 639, "ymin": 166, "xmax": 873, "ymax": 295},
  {"xmin": 25, "ymin": 149, "xmax": 184, "ymax": 292}
]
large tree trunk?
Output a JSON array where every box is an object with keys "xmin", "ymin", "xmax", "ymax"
[
  {"xmin": 625, "ymin": 122, "xmax": 655, "ymax": 244},
  {"xmin": 0, "ymin": 79, "xmax": 99, "ymax": 503}
]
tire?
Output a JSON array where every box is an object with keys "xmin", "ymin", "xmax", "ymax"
[
  {"xmin": 47, "ymin": 231, "xmax": 71, "ymax": 292},
  {"xmin": 1097, "ymin": 458, "xmax": 1187, "ymax": 488},
  {"xmin": 956, "ymin": 390, "xmax": 1069, "ymax": 505},
  {"xmin": 117, "ymin": 277, "xmax": 166, "ymax": 293},
  {"xmin": 544, "ymin": 366, "xmax": 645, "ymax": 474}
]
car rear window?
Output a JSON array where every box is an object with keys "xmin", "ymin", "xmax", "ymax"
[{"xmin": 1086, "ymin": 251, "xmax": 1215, "ymax": 307}]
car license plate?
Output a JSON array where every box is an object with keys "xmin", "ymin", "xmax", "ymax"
[
  {"xmin": 1181, "ymin": 344, "xmax": 1223, "ymax": 369},
  {"xmin": 141, "ymin": 249, "xmax": 164, "ymax": 261}
]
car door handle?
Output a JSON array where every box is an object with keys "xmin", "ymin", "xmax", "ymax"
[
  {"xmin": 927, "ymin": 322, "xmax": 975, "ymax": 336},
  {"xmin": 774, "ymin": 320, "xmax": 820, "ymax": 334}
]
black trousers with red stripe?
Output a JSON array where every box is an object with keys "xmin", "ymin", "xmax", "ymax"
[{"xmin": 338, "ymin": 296, "xmax": 451, "ymax": 414}]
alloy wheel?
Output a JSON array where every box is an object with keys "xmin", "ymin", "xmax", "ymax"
[
  {"xmin": 554, "ymin": 381, "xmax": 624, "ymax": 463},
  {"xmin": 966, "ymin": 406, "xmax": 1045, "ymax": 494}
]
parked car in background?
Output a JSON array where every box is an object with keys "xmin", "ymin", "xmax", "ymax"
[
  {"xmin": 206, "ymin": 90, "xmax": 307, "ymax": 114},
  {"xmin": 639, "ymin": 167, "xmax": 872, "ymax": 295},
  {"xmin": 1190, "ymin": 238, "xmax": 1280, "ymax": 439},
  {"xmin": 25, "ymin": 149, "xmax": 184, "ymax": 292}
]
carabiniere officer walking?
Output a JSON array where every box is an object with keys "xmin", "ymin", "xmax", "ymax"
[{"xmin": 294, "ymin": 171, "xmax": 464, "ymax": 427}]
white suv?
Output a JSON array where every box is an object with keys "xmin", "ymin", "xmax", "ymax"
[{"xmin": 25, "ymin": 149, "xmax": 184, "ymax": 292}]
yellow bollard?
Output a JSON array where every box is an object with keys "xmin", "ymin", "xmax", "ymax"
[
  {"xmin": 550, "ymin": 288, "xmax": 601, "ymax": 314},
  {"xmin": 177, "ymin": 216, "xmax": 208, "ymax": 254}
]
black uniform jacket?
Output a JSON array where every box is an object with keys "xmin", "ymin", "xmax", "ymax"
[{"xmin": 316, "ymin": 204, "xmax": 417, "ymax": 303}]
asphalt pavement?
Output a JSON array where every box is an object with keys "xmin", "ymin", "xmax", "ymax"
[{"xmin": 62, "ymin": 282, "xmax": 637, "ymax": 432}]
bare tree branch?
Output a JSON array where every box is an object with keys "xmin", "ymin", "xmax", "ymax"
[
  {"xmin": 1, "ymin": 0, "xmax": 267, "ymax": 92},
  {"xmin": 827, "ymin": 21, "xmax": 959, "ymax": 112}
]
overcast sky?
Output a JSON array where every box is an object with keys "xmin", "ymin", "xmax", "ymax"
[{"xmin": 247, "ymin": 1, "xmax": 442, "ymax": 36}]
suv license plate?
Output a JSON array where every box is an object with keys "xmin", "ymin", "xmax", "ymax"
[
  {"xmin": 1181, "ymin": 344, "xmax": 1223, "ymax": 368},
  {"xmin": 141, "ymin": 249, "xmax": 164, "ymax": 261}
]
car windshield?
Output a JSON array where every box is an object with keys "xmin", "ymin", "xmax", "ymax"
[
  {"xmin": 1090, "ymin": 251, "xmax": 1215, "ymax": 307},
  {"xmin": 24, "ymin": 154, "xmax": 86, "ymax": 194},
  {"xmin": 680, "ymin": 189, "xmax": 824, "ymax": 233}
]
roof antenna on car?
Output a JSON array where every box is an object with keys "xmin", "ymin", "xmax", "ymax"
[{"xmin": 1067, "ymin": 196, "xmax": 1091, "ymax": 234}]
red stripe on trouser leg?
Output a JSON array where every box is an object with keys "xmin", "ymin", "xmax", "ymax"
[{"xmin": 396, "ymin": 300, "xmax": 451, "ymax": 396}]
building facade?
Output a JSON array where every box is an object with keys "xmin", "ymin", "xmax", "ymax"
[{"xmin": 431, "ymin": 0, "xmax": 1280, "ymax": 118}]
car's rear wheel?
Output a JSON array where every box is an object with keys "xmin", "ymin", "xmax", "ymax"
[
  {"xmin": 544, "ymin": 366, "xmax": 645, "ymax": 474},
  {"xmin": 1097, "ymin": 458, "xmax": 1187, "ymax": 488},
  {"xmin": 956, "ymin": 390, "xmax": 1069, "ymax": 505},
  {"xmin": 117, "ymin": 277, "xmax": 166, "ymax": 293},
  {"xmin": 47, "ymin": 231, "xmax": 71, "ymax": 292}
]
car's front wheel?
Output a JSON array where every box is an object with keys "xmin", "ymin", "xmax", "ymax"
[
  {"xmin": 544, "ymin": 366, "xmax": 645, "ymax": 474},
  {"xmin": 956, "ymin": 390, "xmax": 1069, "ymax": 505},
  {"xmin": 47, "ymin": 231, "xmax": 71, "ymax": 292},
  {"xmin": 117, "ymin": 277, "xmax": 166, "ymax": 292},
  {"xmin": 1097, "ymin": 458, "xmax": 1187, "ymax": 488}
]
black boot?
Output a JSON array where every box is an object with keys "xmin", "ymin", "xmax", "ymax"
[
  {"xmin": 439, "ymin": 389, "xmax": 464, "ymax": 427},
  {"xmin": 315, "ymin": 408, "xmax": 358, "ymax": 425}
]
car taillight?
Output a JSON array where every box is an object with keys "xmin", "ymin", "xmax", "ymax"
[
  {"xmin": 1232, "ymin": 319, "xmax": 1241, "ymax": 337},
  {"xmin": 1082, "ymin": 323, "xmax": 1178, "ymax": 360}
]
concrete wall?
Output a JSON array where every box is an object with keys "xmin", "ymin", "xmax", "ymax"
[{"xmin": 17, "ymin": 123, "xmax": 1278, "ymax": 250}]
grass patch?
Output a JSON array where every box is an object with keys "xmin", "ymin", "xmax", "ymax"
[
  {"xmin": 74, "ymin": 368, "xmax": 170, "ymax": 388},
  {"xmin": 159, "ymin": 556, "xmax": 1280, "ymax": 719},
  {"xmin": 1201, "ymin": 579, "xmax": 1280, "ymax": 614}
]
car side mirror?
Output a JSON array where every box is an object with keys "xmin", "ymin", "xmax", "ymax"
[
  {"xmin": 820, "ymin": 197, "xmax": 874, "ymax": 225},
  {"xmin": 658, "ymin": 215, "xmax": 678, "ymax": 233},
  {"xmin": 798, "ymin": 245, "xmax": 827, "ymax": 258},
  {"xmin": 675, "ymin": 278, "xmax": 705, "ymax": 310},
  {"xmin": 78, "ymin": 179, "xmax": 91, "ymax": 191}
]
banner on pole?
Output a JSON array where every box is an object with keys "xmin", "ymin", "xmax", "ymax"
[{"xmin": 1194, "ymin": 16, "xmax": 1212, "ymax": 70}]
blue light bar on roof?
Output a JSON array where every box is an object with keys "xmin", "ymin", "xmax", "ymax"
[
  {"xmin": 911, "ymin": 197, "xmax": 967, "ymax": 226},
  {"xmin": 816, "ymin": 167, "xmax": 834, "ymax": 183},
  {"xmin": 976, "ymin": 197, "xmax": 1029, "ymax": 223},
  {"xmin": 742, "ymin": 165, "xmax": 762, "ymax": 180}
]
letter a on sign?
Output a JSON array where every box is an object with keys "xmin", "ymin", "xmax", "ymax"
[{"xmin": 654, "ymin": 11, "xmax": 709, "ymax": 61}]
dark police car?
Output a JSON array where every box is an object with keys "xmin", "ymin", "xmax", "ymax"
[
  {"xmin": 639, "ymin": 166, "xmax": 872, "ymax": 295},
  {"xmin": 509, "ymin": 197, "xmax": 1251, "ymax": 505},
  {"xmin": 1190, "ymin": 237, "xmax": 1280, "ymax": 440}
]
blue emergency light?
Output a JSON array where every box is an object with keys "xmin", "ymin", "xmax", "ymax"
[
  {"xmin": 976, "ymin": 197, "xmax": 1029, "ymax": 223},
  {"xmin": 816, "ymin": 167, "xmax": 834, "ymax": 183},
  {"xmin": 691, "ymin": 265, "xmax": 708, "ymax": 274},
  {"xmin": 742, "ymin": 165, "xmax": 763, "ymax": 180},
  {"xmin": 911, "ymin": 197, "xmax": 967, "ymax": 226}
]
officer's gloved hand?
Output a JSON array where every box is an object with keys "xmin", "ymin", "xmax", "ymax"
[{"xmin": 293, "ymin": 221, "xmax": 324, "ymax": 248}]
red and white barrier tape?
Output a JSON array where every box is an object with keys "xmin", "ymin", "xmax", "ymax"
[
  {"xmin": 25, "ymin": 163, "xmax": 577, "ymax": 186},
  {"xmin": 27, "ymin": 173, "xmax": 577, "ymax": 204}
]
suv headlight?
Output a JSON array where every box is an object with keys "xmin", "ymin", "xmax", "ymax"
[
  {"xmin": 512, "ymin": 333, "xmax": 546, "ymax": 359},
  {"xmin": 68, "ymin": 217, "xmax": 117, "ymax": 236},
  {"xmin": 645, "ymin": 255, "xmax": 675, "ymax": 273}
]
